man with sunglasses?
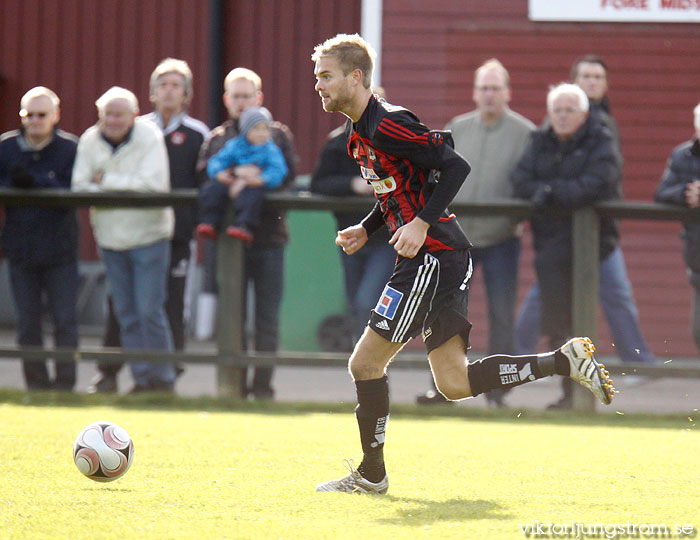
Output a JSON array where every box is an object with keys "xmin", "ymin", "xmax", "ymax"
[{"xmin": 0, "ymin": 86, "xmax": 80, "ymax": 391}]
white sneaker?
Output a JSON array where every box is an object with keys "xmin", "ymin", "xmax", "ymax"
[
  {"xmin": 316, "ymin": 460, "xmax": 389, "ymax": 494},
  {"xmin": 560, "ymin": 337, "xmax": 615, "ymax": 405}
]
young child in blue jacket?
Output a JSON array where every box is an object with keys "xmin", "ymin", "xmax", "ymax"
[{"xmin": 198, "ymin": 106, "xmax": 288, "ymax": 243}]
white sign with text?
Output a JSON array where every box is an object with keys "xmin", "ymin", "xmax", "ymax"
[{"xmin": 529, "ymin": 0, "xmax": 700, "ymax": 23}]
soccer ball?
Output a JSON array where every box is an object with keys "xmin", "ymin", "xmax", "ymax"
[{"xmin": 73, "ymin": 421, "xmax": 134, "ymax": 482}]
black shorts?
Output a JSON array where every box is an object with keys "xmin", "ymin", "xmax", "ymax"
[{"xmin": 368, "ymin": 249, "xmax": 473, "ymax": 352}]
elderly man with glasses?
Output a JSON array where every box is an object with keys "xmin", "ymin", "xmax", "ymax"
[{"xmin": 0, "ymin": 86, "xmax": 80, "ymax": 391}]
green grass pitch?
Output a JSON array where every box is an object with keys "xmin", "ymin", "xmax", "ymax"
[{"xmin": 0, "ymin": 391, "xmax": 697, "ymax": 540}]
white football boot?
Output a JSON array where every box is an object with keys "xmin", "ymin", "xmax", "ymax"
[
  {"xmin": 316, "ymin": 460, "xmax": 389, "ymax": 494},
  {"xmin": 560, "ymin": 337, "xmax": 615, "ymax": 405}
]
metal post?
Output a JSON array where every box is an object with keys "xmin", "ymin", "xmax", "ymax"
[
  {"xmin": 571, "ymin": 207, "xmax": 600, "ymax": 411},
  {"xmin": 216, "ymin": 234, "xmax": 244, "ymax": 398}
]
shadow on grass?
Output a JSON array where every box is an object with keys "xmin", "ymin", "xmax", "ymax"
[
  {"xmin": 377, "ymin": 496, "xmax": 513, "ymax": 525},
  {"xmin": 0, "ymin": 389, "xmax": 695, "ymax": 430}
]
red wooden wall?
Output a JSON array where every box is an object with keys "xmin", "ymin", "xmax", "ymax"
[
  {"xmin": 0, "ymin": 0, "xmax": 210, "ymax": 137},
  {"xmin": 221, "ymin": 0, "xmax": 362, "ymax": 175},
  {"xmin": 382, "ymin": 0, "xmax": 700, "ymax": 358}
]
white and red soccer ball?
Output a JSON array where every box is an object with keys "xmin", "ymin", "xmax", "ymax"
[{"xmin": 73, "ymin": 421, "xmax": 134, "ymax": 482}]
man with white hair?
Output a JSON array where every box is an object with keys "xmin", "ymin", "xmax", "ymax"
[
  {"xmin": 72, "ymin": 86, "xmax": 176, "ymax": 393},
  {"xmin": 0, "ymin": 86, "xmax": 79, "ymax": 390},
  {"xmin": 88, "ymin": 59, "xmax": 209, "ymax": 393},
  {"xmin": 655, "ymin": 102, "xmax": 700, "ymax": 354},
  {"xmin": 512, "ymin": 83, "xmax": 622, "ymax": 406}
]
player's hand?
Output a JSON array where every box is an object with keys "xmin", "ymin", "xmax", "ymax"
[
  {"xmin": 335, "ymin": 224, "xmax": 368, "ymax": 255},
  {"xmin": 389, "ymin": 217, "xmax": 430, "ymax": 258}
]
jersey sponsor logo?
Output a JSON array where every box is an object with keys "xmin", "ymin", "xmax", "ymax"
[
  {"xmin": 370, "ymin": 176, "xmax": 397, "ymax": 194},
  {"xmin": 170, "ymin": 131, "xmax": 186, "ymax": 145},
  {"xmin": 360, "ymin": 166, "xmax": 380, "ymax": 180},
  {"xmin": 374, "ymin": 285, "xmax": 403, "ymax": 321}
]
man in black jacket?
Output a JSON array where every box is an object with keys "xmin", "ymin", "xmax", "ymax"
[
  {"xmin": 0, "ymin": 87, "xmax": 79, "ymax": 390},
  {"xmin": 655, "ymin": 102, "xmax": 700, "ymax": 353},
  {"xmin": 512, "ymin": 83, "xmax": 622, "ymax": 403},
  {"xmin": 196, "ymin": 67, "xmax": 296, "ymax": 400}
]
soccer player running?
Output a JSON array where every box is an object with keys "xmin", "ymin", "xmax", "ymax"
[{"xmin": 312, "ymin": 34, "xmax": 615, "ymax": 495}]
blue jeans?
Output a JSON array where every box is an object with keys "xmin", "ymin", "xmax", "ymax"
[
  {"xmin": 341, "ymin": 241, "xmax": 396, "ymax": 340},
  {"xmin": 470, "ymin": 237, "xmax": 521, "ymax": 355},
  {"xmin": 100, "ymin": 240, "xmax": 175, "ymax": 386},
  {"xmin": 515, "ymin": 246, "xmax": 656, "ymax": 363},
  {"xmin": 8, "ymin": 259, "xmax": 79, "ymax": 389},
  {"xmin": 242, "ymin": 245, "xmax": 285, "ymax": 395}
]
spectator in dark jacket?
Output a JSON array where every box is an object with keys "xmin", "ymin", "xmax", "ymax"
[
  {"xmin": 0, "ymin": 86, "xmax": 79, "ymax": 391},
  {"xmin": 655, "ymin": 101, "xmax": 700, "ymax": 353},
  {"xmin": 196, "ymin": 67, "xmax": 297, "ymax": 400},
  {"xmin": 515, "ymin": 55, "xmax": 655, "ymax": 371},
  {"xmin": 512, "ymin": 83, "xmax": 622, "ymax": 407}
]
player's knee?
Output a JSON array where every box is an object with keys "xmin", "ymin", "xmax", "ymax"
[
  {"xmin": 349, "ymin": 356, "xmax": 382, "ymax": 381},
  {"xmin": 434, "ymin": 378, "xmax": 467, "ymax": 401}
]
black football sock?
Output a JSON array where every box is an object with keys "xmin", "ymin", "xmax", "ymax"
[
  {"xmin": 354, "ymin": 376, "xmax": 389, "ymax": 483},
  {"xmin": 553, "ymin": 350, "xmax": 571, "ymax": 376},
  {"xmin": 467, "ymin": 353, "xmax": 557, "ymax": 397}
]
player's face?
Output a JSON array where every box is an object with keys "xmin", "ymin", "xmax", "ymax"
[
  {"xmin": 151, "ymin": 72, "xmax": 189, "ymax": 114},
  {"xmin": 549, "ymin": 93, "xmax": 588, "ymax": 141},
  {"xmin": 473, "ymin": 68, "xmax": 510, "ymax": 119},
  {"xmin": 20, "ymin": 95, "xmax": 59, "ymax": 143},
  {"xmin": 574, "ymin": 62, "xmax": 608, "ymax": 103},
  {"xmin": 224, "ymin": 79, "xmax": 263, "ymax": 120},
  {"xmin": 314, "ymin": 56, "xmax": 353, "ymax": 114},
  {"xmin": 99, "ymin": 98, "xmax": 136, "ymax": 143}
]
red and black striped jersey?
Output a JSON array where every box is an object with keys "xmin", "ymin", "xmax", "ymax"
[{"xmin": 345, "ymin": 95, "xmax": 471, "ymax": 253}]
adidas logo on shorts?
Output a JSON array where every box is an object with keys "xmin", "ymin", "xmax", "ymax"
[{"xmin": 375, "ymin": 319, "xmax": 390, "ymax": 331}]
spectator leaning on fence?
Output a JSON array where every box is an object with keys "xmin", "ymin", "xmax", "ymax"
[
  {"xmin": 0, "ymin": 86, "xmax": 80, "ymax": 391},
  {"xmin": 655, "ymin": 102, "xmax": 700, "ymax": 354},
  {"xmin": 196, "ymin": 67, "xmax": 297, "ymax": 400},
  {"xmin": 415, "ymin": 59, "xmax": 535, "ymax": 408},
  {"xmin": 87, "ymin": 58, "xmax": 210, "ymax": 394},
  {"xmin": 72, "ymin": 86, "xmax": 177, "ymax": 393},
  {"xmin": 514, "ymin": 54, "xmax": 656, "ymax": 381},
  {"xmin": 511, "ymin": 83, "xmax": 622, "ymax": 409}
]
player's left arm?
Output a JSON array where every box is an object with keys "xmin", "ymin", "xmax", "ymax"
[{"xmin": 375, "ymin": 114, "xmax": 470, "ymax": 257}]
